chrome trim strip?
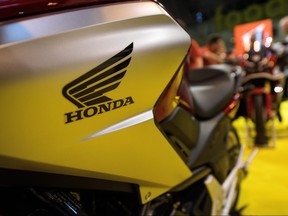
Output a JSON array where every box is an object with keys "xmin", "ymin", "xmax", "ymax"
[{"xmin": 83, "ymin": 110, "xmax": 153, "ymax": 140}]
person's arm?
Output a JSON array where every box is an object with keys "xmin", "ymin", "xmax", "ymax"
[
  {"xmin": 189, "ymin": 39, "xmax": 203, "ymax": 69},
  {"xmin": 202, "ymin": 50, "xmax": 224, "ymax": 64}
]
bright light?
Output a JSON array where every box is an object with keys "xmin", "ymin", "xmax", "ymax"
[
  {"xmin": 265, "ymin": 37, "xmax": 273, "ymax": 47},
  {"xmin": 47, "ymin": 2, "xmax": 58, "ymax": 6},
  {"xmin": 266, "ymin": 36, "xmax": 273, "ymax": 43},
  {"xmin": 243, "ymin": 35, "xmax": 250, "ymax": 52},
  {"xmin": 243, "ymin": 53, "xmax": 249, "ymax": 60},
  {"xmin": 253, "ymin": 41, "xmax": 261, "ymax": 52},
  {"xmin": 274, "ymin": 86, "xmax": 283, "ymax": 93}
]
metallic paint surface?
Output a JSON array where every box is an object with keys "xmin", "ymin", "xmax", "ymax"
[{"xmin": 0, "ymin": 1, "xmax": 191, "ymax": 203}]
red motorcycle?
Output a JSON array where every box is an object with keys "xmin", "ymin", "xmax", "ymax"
[{"xmin": 239, "ymin": 44, "xmax": 285, "ymax": 146}]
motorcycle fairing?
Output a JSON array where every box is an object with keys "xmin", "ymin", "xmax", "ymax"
[
  {"xmin": 0, "ymin": 1, "xmax": 192, "ymax": 203},
  {"xmin": 159, "ymin": 106, "xmax": 200, "ymax": 162},
  {"xmin": 158, "ymin": 65, "xmax": 242, "ymax": 183},
  {"xmin": 159, "ymin": 106, "xmax": 232, "ymax": 183}
]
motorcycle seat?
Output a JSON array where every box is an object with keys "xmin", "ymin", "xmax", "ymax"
[{"xmin": 188, "ymin": 64, "xmax": 235, "ymax": 119}]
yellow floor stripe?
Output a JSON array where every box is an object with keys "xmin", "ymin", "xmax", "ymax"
[{"xmin": 234, "ymin": 101, "xmax": 288, "ymax": 215}]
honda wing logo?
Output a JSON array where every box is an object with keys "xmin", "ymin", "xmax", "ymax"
[{"xmin": 63, "ymin": 43, "xmax": 135, "ymax": 124}]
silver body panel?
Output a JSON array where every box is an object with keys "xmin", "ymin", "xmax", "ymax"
[{"xmin": 0, "ymin": 1, "xmax": 192, "ymax": 203}]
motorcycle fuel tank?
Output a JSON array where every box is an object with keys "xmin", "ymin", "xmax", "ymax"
[{"xmin": 0, "ymin": 1, "xmax": 192, "ymax": 203}]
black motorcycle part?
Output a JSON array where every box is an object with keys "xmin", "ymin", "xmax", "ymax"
[
  {"xmin": 140, "ymin": 127, "xmax": 242, "ymax": 216},
  {"xmin": 226, "ymin": 127, "xmax": 241, "ymax": 172},
  {"xmin": 0, "ymin": 188, "xmax": 141, "ymax": 216},
  {"xmin": 0, "ymin": 188, "xmax": 64, "ymax": 216},
  {"xmin": 159, "ymin": 106, "xmax": 200, "ymax": 162},
  {"xmin": 254, "ymin": 94, "xmax": 269, "ymax": 145},
  {"xmin": 188, "ymin": 64, "xmax": 235, "ymax": 119},
  {"xmin": 143, "ymin": 178, "xmax": 212, "ymax": 216},
  {"xmin": 187, "ymin": 114, "xmax": 231, "ymax": 181},
  {"xmin": 0, "ymin": 168, "xmax": 136, "ymax": 193},
  {"xmin": 0, "ymin": 169, "xmax": 141, "ymax": 215},
  {"xmin": 162, "ymin": 107, "xmax": 236, "ymax": 184},
  {"xmin": 226, "ymin": 128, "xmax": 242, "ymax": 213},
  {"xmin": 30, "ymin": 189, "xmax": 87, "ymax": 216}
]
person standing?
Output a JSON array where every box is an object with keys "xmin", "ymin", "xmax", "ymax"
[{"xmin": 200, "ymin": 34, "xmax": 227, "ymax": 66}]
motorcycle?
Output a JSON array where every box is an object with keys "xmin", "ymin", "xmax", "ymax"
[
  {"xmin": 272, "ymin": 40, "xmax": 288, "ymax": 101},
  {"xmin": 0, "ymin": 0, "xmax": 255, "ymax": 215},
  {"xmin": 239, "ymin": 42, "xmax": 285, "ymax": 146}
]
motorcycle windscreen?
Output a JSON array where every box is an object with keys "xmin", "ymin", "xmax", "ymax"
[{"xmin": 0, "ymin": 1, "xmax": 192, "ymax": 203}]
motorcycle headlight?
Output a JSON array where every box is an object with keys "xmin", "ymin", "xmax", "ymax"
[{"xmin": 274, "ymin": 86, "xmax": 283, "ymax": 93}]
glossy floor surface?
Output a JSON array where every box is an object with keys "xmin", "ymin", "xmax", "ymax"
[{"xmin": 234, "ymin": 101, "xmax": 288, "ymax": 215}]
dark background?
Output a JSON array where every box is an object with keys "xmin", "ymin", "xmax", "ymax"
[
  {"xmin": 158, "ymin": 0, "xmax": 268, "ymax": 27},
  {"xmin": 156, "ymin": 0, "xmax": 284, "ymax": 49}
]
